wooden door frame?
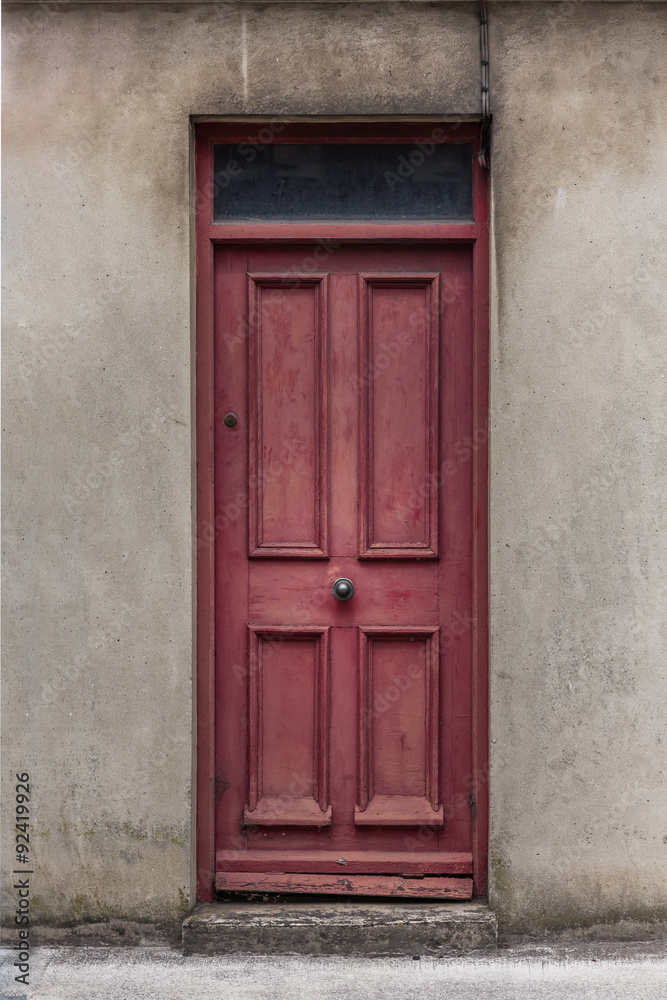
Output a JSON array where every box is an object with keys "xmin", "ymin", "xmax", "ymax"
[{"xmin": 195, "ymin": 120, "xmax": 489, "ymax": 902}]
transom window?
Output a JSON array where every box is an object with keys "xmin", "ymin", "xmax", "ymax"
[{"xmin": 212, "ymin": 142, "xmax": 473, "ymax": 222}]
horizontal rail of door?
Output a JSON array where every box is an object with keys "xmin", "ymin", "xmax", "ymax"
[{"xmin": 217, "ymin": 851, "xmax": 472, "ymax": 875}]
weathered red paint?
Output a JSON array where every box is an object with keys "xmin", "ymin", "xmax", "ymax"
[
  {"xmin": 216, "ymin": 873, "xmax": 473, "ymax": 898},
  {"xmin": 216, "ymin": 850, "xmax": 472, "ymax": 873},
  {"xmin": 195, "ymin": 122, "xmax": 489, "ymax": 902}
]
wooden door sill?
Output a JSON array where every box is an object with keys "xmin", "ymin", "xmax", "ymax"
[{"xmin": 215, "ymin": 871, "xmax": 472, "ymax": 898}]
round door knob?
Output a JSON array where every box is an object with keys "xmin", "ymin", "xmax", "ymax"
[{"xmin": 332, "ymin": 578, "xmax": 354, "ymax": 602}]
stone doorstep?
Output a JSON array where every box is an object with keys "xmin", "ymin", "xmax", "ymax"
[{"xmin": 182, "ymin": 900, "xmax": 497, "ymax": 957}]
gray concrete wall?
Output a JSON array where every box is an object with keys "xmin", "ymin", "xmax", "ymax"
[
  {"xmin": 488, "ymin": 2, "xmax": 667, "ymax": 936},
  {"xmin": 2, "ymin": 2, "xmax": 666, "ymax": 936}
]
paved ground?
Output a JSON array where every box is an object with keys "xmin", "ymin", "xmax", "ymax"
[{"xmin": 1, "ymin": 940, "xmax": 666, "ymax": 999}]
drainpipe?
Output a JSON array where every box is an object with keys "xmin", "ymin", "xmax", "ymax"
[{"xmin": 479, "ymin": 0, "xmax": 491, "ymax": 169}]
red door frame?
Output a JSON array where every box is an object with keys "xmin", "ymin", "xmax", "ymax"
[{"xmin": 195, "ymin": 120, "xmax": 489, "ymax": 902}]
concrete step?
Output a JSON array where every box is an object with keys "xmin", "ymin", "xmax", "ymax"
[{"xmin": 182, "ymin": 900, "xmax": 497, "ymax": 957}]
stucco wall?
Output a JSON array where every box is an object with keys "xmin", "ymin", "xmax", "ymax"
[
  {"xmin": 2, "ymin": 2, "xmax": 666, "ymax": 936},
  {"xmin": 488, "ymin": 2, "xmax": 667, "ymax": 935}
]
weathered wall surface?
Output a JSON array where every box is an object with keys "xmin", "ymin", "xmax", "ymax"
[
  {"xmin": 488, "ymin": 3, "xmax": 667, "ymax": 935},
  {"xmin": 1, "ymin": 1, "xmax": 480, "ymax": 933},
  {"xmin": 2, "ymin": 1, "xmax": 666, "ymax": 936}
]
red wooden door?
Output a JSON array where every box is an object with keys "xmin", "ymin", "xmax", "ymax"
[{"xmin": 213, "ymin": 242, "xmax": 475, "ymax": 899}]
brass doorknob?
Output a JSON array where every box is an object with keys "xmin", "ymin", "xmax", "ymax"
[{"xmin": 332, "ymin": 578, "xmax": 354, "ymax": 602}]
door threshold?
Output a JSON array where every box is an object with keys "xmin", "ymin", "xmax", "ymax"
[{"xmin": 182, "ymin": 899, "xmax": 497, "ymax": 956}]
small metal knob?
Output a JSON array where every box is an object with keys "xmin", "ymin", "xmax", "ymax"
[
  {"xmin": 223, "ymin": 412, "xmax": 238, "ymax": 428},
  {"xmin": 332, "ymin": 578, "xmax": 354, "ymax": 602}
]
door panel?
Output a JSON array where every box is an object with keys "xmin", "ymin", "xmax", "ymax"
[
  {"xmin": 359, "ymin": 274, "xmax": 440, "ymax": 558},
  {"xmin": 214, "ymin": 243, "xmax": 474, "ymax": 889},
  {"xmin": 355, "ymin": 628, "xmax": 442, "ymax": 826},
  {"xmin": 248, "ymin": 273, "xmax": 328, "ymax": 558},
  {"xmin": 244, "ymin": 627, "xmax": 331, "ymax": 827}
]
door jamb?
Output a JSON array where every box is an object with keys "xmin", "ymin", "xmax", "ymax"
[{"xmin": 194, "ymin": 120, "xmax": 489, "ymax": 901}]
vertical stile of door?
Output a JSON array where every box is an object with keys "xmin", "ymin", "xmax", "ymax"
[{"xmin": 471, "ymin": 133, "xmax": 490, "ymax": 898}]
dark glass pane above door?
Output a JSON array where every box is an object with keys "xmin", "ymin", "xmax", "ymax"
[{"xmin": 212, "ymin": 143, "xmax": 473, "ymax": 221}]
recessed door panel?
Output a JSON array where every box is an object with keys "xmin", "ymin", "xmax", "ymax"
[
  {"xmin": 355, "ymin": 628, "xmax": 442, "ymax": 826},
  {"xmin": 248, "ymin": 274, "xmax": 328, "ymax": 558},
  {"xmin": 359, "ymin": 275, "xmax": 440, "ymax": 558},
  {"xmin": 244, "ymin": 627, "xmax": 331, "ymax": 827}
]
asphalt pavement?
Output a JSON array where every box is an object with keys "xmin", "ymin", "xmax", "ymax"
[{"xmin": 1, "ymin": 939, "xmax": 666, "ymax": 999}]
